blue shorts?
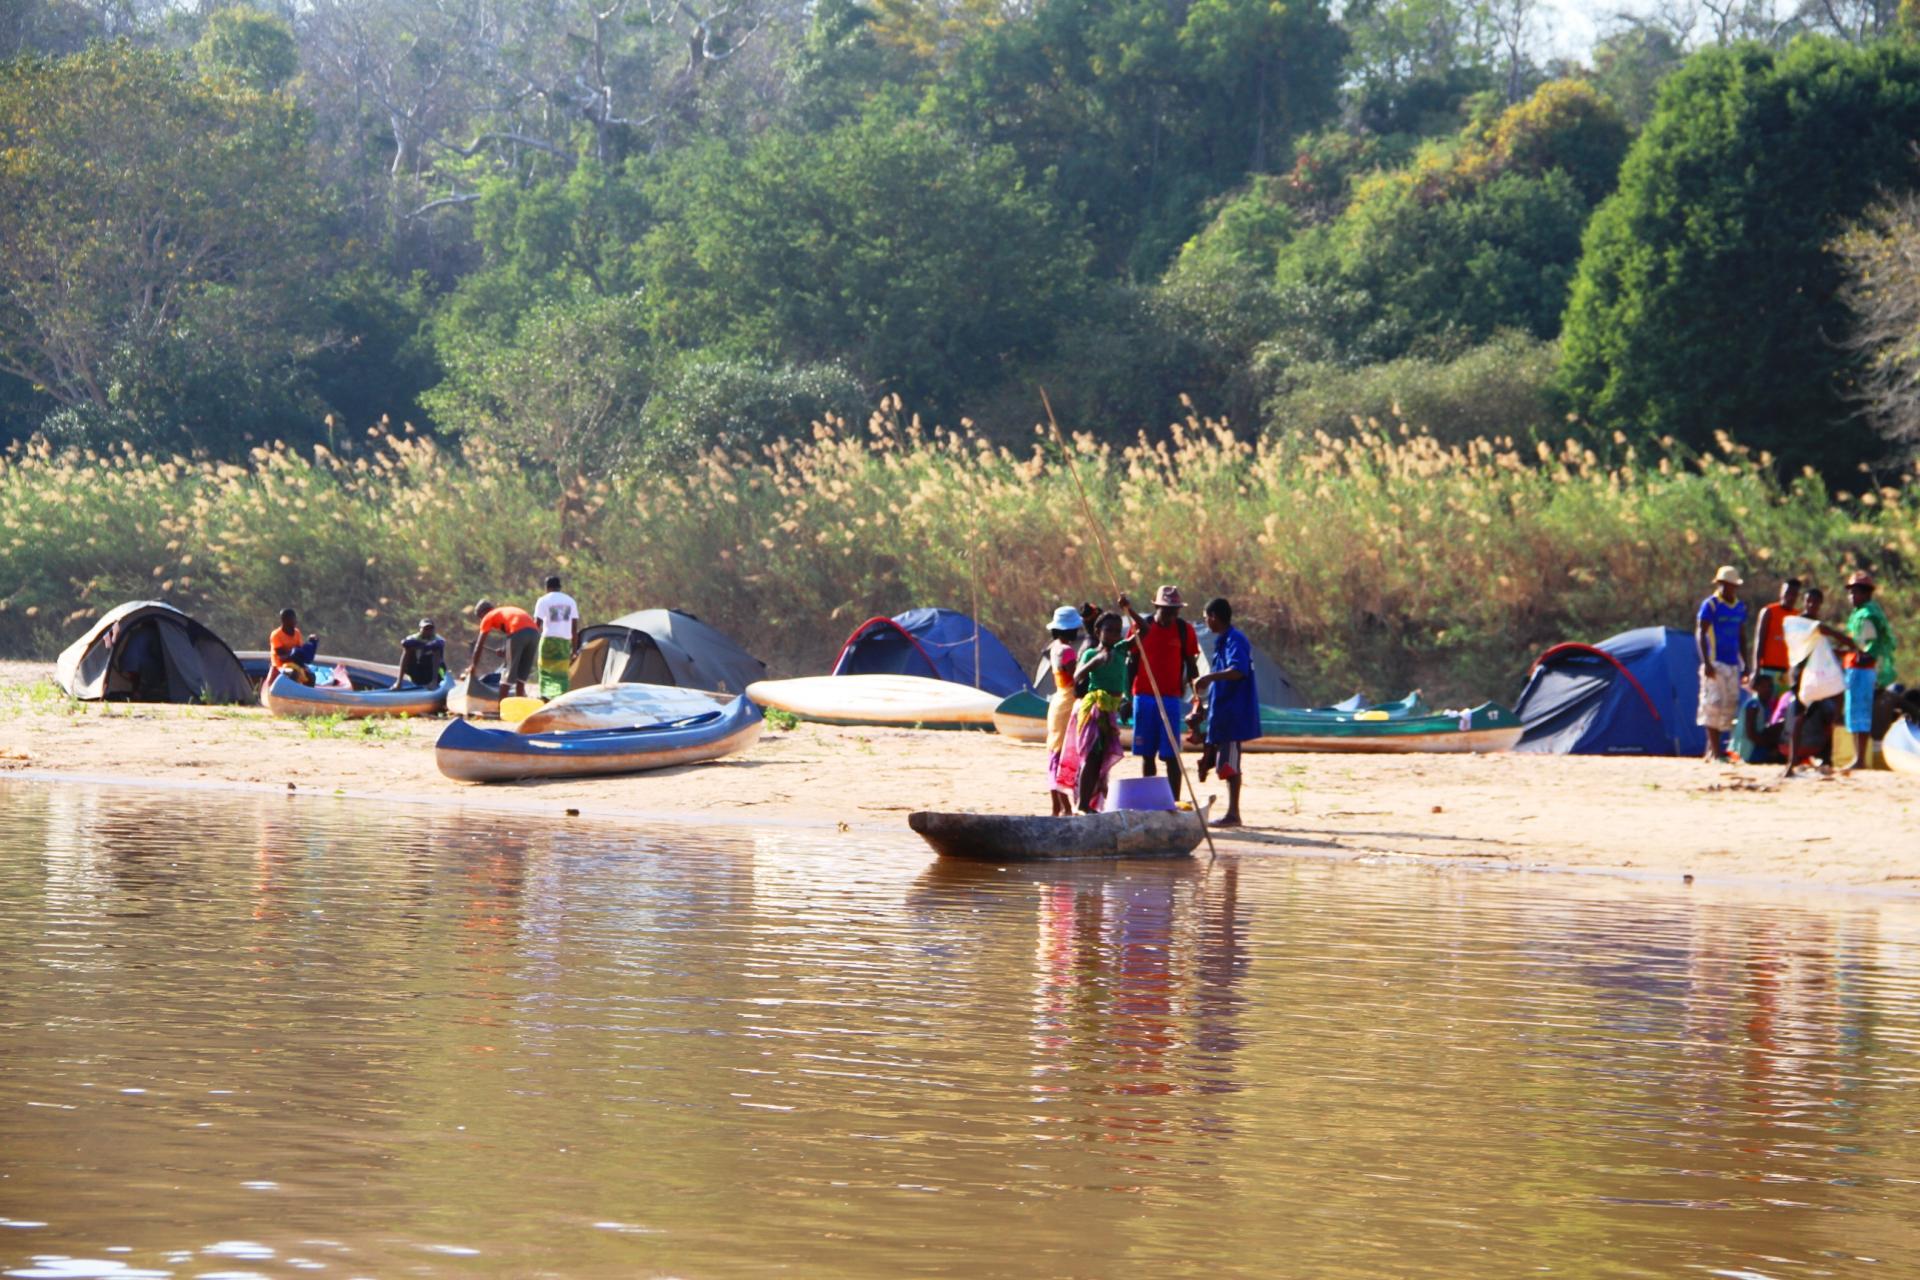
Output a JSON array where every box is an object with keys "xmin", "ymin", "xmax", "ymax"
[
  {"xmin": 1845, "ymin": 666, "xmax": 1878, "ymax": 734},
  {"xmin": 1131, "ymin": 695, "xmax": 1183, "ymax": 760}
]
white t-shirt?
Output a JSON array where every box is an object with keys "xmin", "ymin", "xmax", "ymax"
[{"xmin": 533, "ymin": 591, "xmax": 579, "ymax": 641}]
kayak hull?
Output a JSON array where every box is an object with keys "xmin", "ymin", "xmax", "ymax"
[
  {"xmin": 991, "ymin": 691, "xmax": 1517, "ymax": 754},
  {"xmin": 517, "ymin": 682, "xmax": 726, "ymax": 734},
  {"xmin": 261, "ymin": 669, "xmax": 453, "ymax": 718},
  {"xmin": 435, "ymin": 696, "xmax": 763, "ymax": 783},
  {"xmin": 908, "ymin": 808, "xmax": 1205, "ymax": 861},
  {"xmin": 1887, "ymin": 718, "xmax": 1920, "ymax": 776},
  {"xmin": 1253, "ymin": 724, "xmax": 1524, "ymax": 754},
  {"xmin": 748, "ymin": 674, "xmax": 1001, "ymax": 730}
]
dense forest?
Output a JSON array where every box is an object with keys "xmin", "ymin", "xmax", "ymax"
[
  {"xmin": 5, "ymin": 0, "xmax": 1920, "ymax": 689},
  {"xmin": 4, "ymin": 0, "xmax": 1920, "ymax": 476}
]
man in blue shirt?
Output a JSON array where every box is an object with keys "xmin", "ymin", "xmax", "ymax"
[
  {"xmin": 1193, "ymin": 596, "xmax": 1261, "ymax": 827},
  {"xmin": 1695, "ymin": 564, "xmax": 1749, "ymax": 763}
]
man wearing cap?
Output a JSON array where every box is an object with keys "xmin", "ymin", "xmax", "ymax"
[
  {"xmin": 1842, "ymin": 570, "xmax": 1898, "ymax": 773},
  {"xmin": 1695, "ymin": 565, "xmax": 1749, "ymax": 763},
  {"xmin": 467, "ymin": 598, "xmax": 540, "ymax": 700},
  {"xmin": 1119, "ymin": 586, "xmax": 1201, "ymax": 802},
  {"xmin": 393, "ymin": 619, "xmax": 447, "ymax": 690}
]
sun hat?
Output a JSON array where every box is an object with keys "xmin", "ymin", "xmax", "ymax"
[
  {"xmin": 1712, "ymin": 566, "xmax": 1743, "ymax": 586},
  {"xmin": 1153, "ymin": 585, "xmax": 1185, "ymax": 608},
  {"xmin": 1048, "ymin": 605, "xmax": 1083, "ymax": 631},
  {"xmin": 1847, "ymin": 570, "xmax": 1876, "ymax": 588}
]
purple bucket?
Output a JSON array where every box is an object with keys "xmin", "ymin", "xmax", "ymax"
[{"xmin": 1107, "ymin": 775, "xmax": 1176, "ymax": 812}]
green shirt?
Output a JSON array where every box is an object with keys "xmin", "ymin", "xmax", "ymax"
[
  {"xmin": 1075, "ymin": 635, "xmax": 1135, "ymax": 697},
  {"xmin": 1848, "ymin": 600, "xmax": 1898, "ymax": 688}
]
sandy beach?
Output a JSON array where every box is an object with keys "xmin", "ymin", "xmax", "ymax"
[{"xmin": 3, "ymin": 659, "xmax": 1917, "ymax": 892}]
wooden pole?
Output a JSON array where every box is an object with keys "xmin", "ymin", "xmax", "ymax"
[{"xmin": 1040, "ymin": 389, "xmax": 1218, "ymax": 863}]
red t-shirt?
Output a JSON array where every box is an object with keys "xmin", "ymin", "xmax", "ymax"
[
  {"xmin": 1754, "ymin": 602, "xmax": 1798, "ymax": 671},
  {"xmin": 1131, "ymin": 617, "xmax": 1199, "ymax": 696},
  {"xmin": 478, "ymin": 606, "xmax": 538, "ymax": 636}
]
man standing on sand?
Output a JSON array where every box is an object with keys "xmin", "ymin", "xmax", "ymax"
[
  {"xmin": 1750, "ymin": 577, "xmax": 1800, "ymax": 688},
  {"xmin": 1193, "ymin": 597, "xmax": 1260, "ymax": 827},
  {"xmin": 532, "ymin": 575, "xmax": 581, "ymax": 700},
  {"xmin": 1696, "ymin": 565, "xmax": 1749, "ymax": 763},
  {"xmin": 1842, "ymin": 570, "xmax": 1898, "ymax": 774},
  {"xmin": 468, "ymin": 599, "xmax": 540, "ymax": 700},
  {"xmin": 1119, "ymin": 586, "xmax": 1200, "ymax": 803}
]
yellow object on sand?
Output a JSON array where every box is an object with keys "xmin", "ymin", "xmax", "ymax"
[{"xmin": 499, "ymin": 695, "xmax": 544, "ymax": 725}]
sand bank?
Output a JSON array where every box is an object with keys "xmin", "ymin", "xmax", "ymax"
[{"xmin": 2, "ymin": 661, "xmax": 1916, "ymax": 892}]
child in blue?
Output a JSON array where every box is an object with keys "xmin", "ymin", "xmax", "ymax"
[{"xmin": 1192, "ymin": 597, "xmax": 1261, "ymax": 826}]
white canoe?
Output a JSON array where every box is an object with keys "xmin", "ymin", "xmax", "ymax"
[
  {"xmin": 517, "ymin": 682, "xmax": 727, "ymax": 734},
  {"xmin": 747, "ymin": 674, "xmax": 1002, "ymax": 729},
  {"xmin": 1886, "ymin": 718, "xmax": 1920, "ymax": 776}
]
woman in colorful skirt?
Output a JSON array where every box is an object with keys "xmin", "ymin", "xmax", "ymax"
[
  {"xmin": 1054, "ymin": 611, "xmax": 1133, "ymax": 813},
  {"xmin": 1043, "ymin": 605, "xmax": 1084, "ymax": 816}
]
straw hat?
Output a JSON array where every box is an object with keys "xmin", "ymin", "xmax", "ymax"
[
  {"xmin": 1153, "ymin": 585, "xmax": 1185, "ymax": 608},
  {"xmin": 1048, "ymin": 605, "xmax": 1084, "ymax": 631},
  {"xmin": 1847, "ymin": 570, "xmax": 1876, "ymax": 588},
  {"xmin": 1712, "ymin": 566, "xmax": 1743, "ymax": 586}
]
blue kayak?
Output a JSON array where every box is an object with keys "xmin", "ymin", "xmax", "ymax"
[
  {"xmin": 435, "ymin": 695, "xmax": 764, "ymax": 782},
  {"xmin": 261, "ymin": 668, "xmax": 453, "ymax": 718}
]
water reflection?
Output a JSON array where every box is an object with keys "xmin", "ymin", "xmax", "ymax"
[{"xmin": 4, "ymin": 782, "xmax": 1920, "ymax": 1278}]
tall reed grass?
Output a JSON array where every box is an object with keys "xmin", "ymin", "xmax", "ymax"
[{"xmin": 1, "ymin": 403, "xmax": 1912, "ymax": 704}]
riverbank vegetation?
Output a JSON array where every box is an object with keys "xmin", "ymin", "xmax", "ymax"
[{"xmin": 2, "ymin": 411, "xmax": 1911, "ymax": 702}]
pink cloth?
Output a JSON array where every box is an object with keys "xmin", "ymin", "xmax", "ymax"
[{"xmin": 1053, "ymin": 704, "xmax": 1124, "ymax": 811}]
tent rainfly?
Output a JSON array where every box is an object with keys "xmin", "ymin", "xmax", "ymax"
[
  {"xmin": 569, "ymin": 608, "xmax": 767, "ymax": 696},
  {"xmin": 1512, "ymin": 626, "xmax": 1705, "ymax": 757},
  {"xmin": 55, "ymin": 601, "xmax": 253, "ymax": 704},
  {"xmin": 832, "ymin": 608, "xmax": 1032, "ymax": 697}
]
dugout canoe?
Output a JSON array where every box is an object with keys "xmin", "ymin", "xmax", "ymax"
[
  {"xmin": 261, "ymin": 668, "xmax": 453, "ymax": 718},
  {"xmin": 747, "ymin": 673, "xmax": 1001, "ymax": 730},
  {"xmin": 907, "ymin": 806, "xmax": 1207, "ymax": 862},
  {"xmin": 516, "ymin": 681, "xmax": 726, "ymax": 734},
  {"xmin": 435, "ymin": 695, "xmax": 764, "ymax": 783}
]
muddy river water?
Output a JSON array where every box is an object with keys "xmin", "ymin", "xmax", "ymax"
[{"xmin": 3, "ymin": 781, "xmax": 1920, "ymax": 1278}]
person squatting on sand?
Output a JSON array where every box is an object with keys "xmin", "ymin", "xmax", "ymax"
[
  {"xmin": 1119, "ymin": 586, "xmax": 1200, "ymax": 803},
  {"xmin": 1041, "ymin": 605, "xmax": 1083, "ymax": 817},
  {"xmin": 393, "ymin": 619, "xmax": 447, "ymax": 690},
  {"xmin": 1194, "ymin": 597, "xmax": 1260, "ymax": 827},
  {"xmin": 1056, "ymin": 611, "xmax": 1133, "ymax": 813},
  {"xmin": 1696, "ymin": 565, "xmax": 1750, "ymax": 763}
]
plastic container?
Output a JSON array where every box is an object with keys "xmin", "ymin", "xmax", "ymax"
[{"xmin": 1108, "ymin": 775, "xmax": 1176, "ymax": 812}]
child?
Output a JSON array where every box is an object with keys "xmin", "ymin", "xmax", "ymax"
[
  {"xmin": 1042, "ymin": 605, "xmax": 1083, "ymax": 816},
  {"xmin": 1055, "ymin": 611, "xmax": 1133, "ymax": 813},
  {"xmin": 269, "ymin": 608, "xmax": 317, "ymax": 686}
]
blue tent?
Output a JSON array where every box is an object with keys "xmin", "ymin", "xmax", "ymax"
[
  {"xmin": 1513, "ymin": 626, "xmax": 1705, "ymax": 756},
  {"xmin": 832, "ymin": 608, "xmax": 1031, "ymax": 696}
]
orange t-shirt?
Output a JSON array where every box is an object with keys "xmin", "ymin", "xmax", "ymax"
[
  {"xmin": 477, "ymin": 606, "xmax": 538, "ymax": 636},
  {"xmin": 1754, "ymin": 602, "xmax": 1798, "ymax": 671},
  {"xmin": 269, "ymin": 625, "xmax": 303, "ymax": 667}
]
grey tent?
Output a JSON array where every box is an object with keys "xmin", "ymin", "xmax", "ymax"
[
  {"xmin": 56, "ymin": 600, "xmax": 252, "ymax": 704},
  {"xmin": 569, "ymin": 608, "xmax": 766, "ymax": 696}
]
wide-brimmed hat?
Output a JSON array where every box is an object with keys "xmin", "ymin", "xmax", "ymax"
[
  {"xmin": 1712, "ymin": 566, "xmax": 1743, "ymax": 586},
  {"xmin": 1048, "ymin": 605, "xmax": 1083, "ymax": 631},
  {"xmin": 1153, "ymin": 585, "xmax": 1185, "ymax": 608},
  {"xmin": 1847, "ymin": 570, "xmax": 1876, "ymax": 589}
]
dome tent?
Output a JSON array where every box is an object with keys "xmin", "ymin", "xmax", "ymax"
[
  {"xmin": 569, "ymin": 608, "xmax": 766, "ymax": 696},
  {"xmin": 1513, "ymin": 626, "xmax": 1705, "ymax": 757},
  {"xmin": 56, "ymin": 600, "xmax": 252, "ymax": 704},
  {"xmin": 832, "ymin": 608, "xmax": 1032, "ymax": 697}
]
